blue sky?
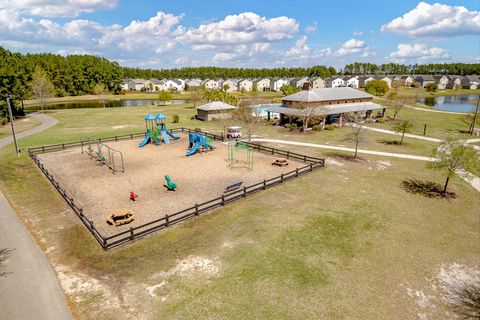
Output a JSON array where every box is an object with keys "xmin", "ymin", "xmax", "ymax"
[{"xmin": 0, "ymin": 0, "xmax": 478, "ymax": 69}]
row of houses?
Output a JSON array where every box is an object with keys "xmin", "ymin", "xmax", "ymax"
[{"xmin": 122, "ymin": 74, "xmax": 480, "ymax": 92}]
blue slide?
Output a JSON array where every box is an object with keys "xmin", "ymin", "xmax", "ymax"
[
  {"xmin": 138, "ymin": 134, "xmax": 150, "ymax": 147},
  {"xmin": 186, "ymin": 142, "xmax": 200, "ymax": 156},
  {"xmin": 161, "ymin": 131, "xmax": 170, "ymax": 144},
  {"xmin": 165, "ymin": 130, "xmax": 180, "ymax": 140}
]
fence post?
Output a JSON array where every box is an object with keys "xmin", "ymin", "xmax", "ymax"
[
  {"xmin": 280, "ymin": 174, "xmax": 284, "ymax": 183},
  {"xmin": 165, "ymin": 214, "xmax": 169, "ymax": 227},
  {"xmin": 310, "ymin": 163, "xmax": 313, "ymax": 171},
  {"xmin": 287, "ymin": 151, "xmax": 290, "ymax": 158},
  {"xmin": 103, "ymin": 237, "xmax": 107, "ymax": 248},
  {"xmin": 296, "ymin": 168, "xmax": 299, "ymax": 177},
  {"xmin": 130, "ymin": 227, "xmax": 134, "ymax": 240},
  {"xmin": 130, "ymin": 134, "xmax": 133, "ymax": 139},
  {"xmin": 115, "ymin": 136, "xmax": 118, "ymax": 141},
  {"xmin": 89, "ymin": 219, "xmax": 94, "ymax": 230},
  {"xmin": 62, "ymin": 143, "xmax": 65, "ymax": 149},
  {"xmin": 195, "ymin": 204, "xmax": 198, "ymax": 215},
  {"xmin": 423, "ymin": 123, "xmax": 427, "ymax": 136},
  {"xmin": 221, "ymin": 195, "xmax": 225, "ymax": 206},
  {"xmin": 42, "ymin": 146, "xmax": 45, "ymax": 153},
  {"xmin": 272, "ymin": 148, "xmax": 274, "ymax": 155},
  {"xmin": 243, "ymin": 186, "xmax": 246, "ymax": 197},
  {"xmin": 304, "ymin": 155, "xmax": 307, "ymax": 162},
  {"xmin": 263, "ymin": 180, "xmax": 266, "ymax": 190}
]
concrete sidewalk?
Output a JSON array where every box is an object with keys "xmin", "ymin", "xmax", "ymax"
[{"xmin": 0, "ymin": 112, "xmax": 72, "ymax": 319}]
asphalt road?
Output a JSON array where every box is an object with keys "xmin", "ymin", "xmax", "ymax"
[{"xmin": 0, "ymin": 113, "xmax": 72, "ymax": 320}]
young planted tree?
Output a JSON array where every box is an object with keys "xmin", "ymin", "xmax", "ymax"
[
  {"xmin": 343, "ymin": 112, "xmax": 367, "ymax": 159},
  {"xmin": 298, "ymin": 106, "xmax": 321, "ymax": 133},
  {"xmin": 189, "ymin": 88, "xmax": 204, "ymax": 107},
  {"xmin": 427, "ymin": 139, "xmax": 480, "ymax": 194},
  {"xmin": 157, "ymin": 90, "xmax": 172, "ymax": 105},
  {"xmin": 234, "ymin": 99, "xmax": 264, "ymax": 142},
  {"xmin": 463, "ymin": 99, "xmax": 479, "ymax": 134},
  {"xmin": 385, "ymin": 87, "xmax": 410, "ymax": 120},
  {"xmin": 31, "ymin": 66, "xmax": 54, "ymax": 111},
  {"xmin": 93, "ymin": 83, "xmax": 108, "ymax": 108},
  {"xmin": 392, "ymin": 119, "xmax": 414, "ymax": 145}
]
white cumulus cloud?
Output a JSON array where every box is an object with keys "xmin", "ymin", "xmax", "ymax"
[
  {"xmin": 381, "ymin": 2, "xmax": 480, "ymax": 37},
  {"xmin": 388, "ymin": 43, "xmax": 450, "ymax": 63},
  {"xmin": 0, "ymin": 0, "xmax": 118, "ymax": 18},
  {"xmin": 336, "ymin": 38, "xmax": 371, "ymax": 56}
]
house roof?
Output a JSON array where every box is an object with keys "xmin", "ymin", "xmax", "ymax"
[
  {"xmin": 268, "ymin": 102, "xmax": 383, "ymax": 116},
  {"xmin": 196, "ymin": 101, "xmax": 238, "ymax": 111},
  {"xmin": 130, "ymin": 78, "xmax": 147, "ymax": 84},
  {"xmin": 282, "ymin": 87, "xmax": 374, "ymax": 102}
]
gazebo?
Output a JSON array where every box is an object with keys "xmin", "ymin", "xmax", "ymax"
[{"xmin": 195, "ymin": 101, "xmax": 238, "ymax": 121}]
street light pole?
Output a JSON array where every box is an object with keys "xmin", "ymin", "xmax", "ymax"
[
  {"xmin": 471, "ymin": 95, "xmax": 479, "ymax": 136},
  {"xmin": 6, "ymin": 95, "xmax": 20, "ymax": 156}
]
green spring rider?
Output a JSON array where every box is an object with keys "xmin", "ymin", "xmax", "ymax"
[{"xmin": 164, "ymin": 175, "xmax": 177, "ymax": 191}]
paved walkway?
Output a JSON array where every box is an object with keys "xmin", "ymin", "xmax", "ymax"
[
  {"xmin": 0, "ymin": 113, "xmax": 58, "ymax": 149},
  {"xmin": 252, "ymin": 138, "xmax": 436, "ymax": 161},
  {"xmin": 353, "ymin": 124, "xmax": 443, "ymax": 143},
  {"xmin": 0, "ymin": 113, "xmax": 72, "ymax": 320}
]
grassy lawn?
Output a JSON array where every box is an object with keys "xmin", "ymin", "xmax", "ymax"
[
  {"xmin": 0, "ymin": 115, "xmax": 42, "ymax": 139},
  {"xmin": 0, "ymin": 104, "xmax": 478, "ymax": 319},
  {"xmin": 367, "ymin": 106, "xmax": 472, "ymax": 140}
]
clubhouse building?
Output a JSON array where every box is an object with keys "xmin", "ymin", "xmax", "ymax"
[{"xmin": 268, "ymin": 85, "xmax": 385, "ymax": 127}]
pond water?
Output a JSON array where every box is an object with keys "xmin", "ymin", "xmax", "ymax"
[
  {"xmin": 27, "ymin": 99, "xmax": 189, "ymax": 110},
  {"xmin": 416, "ymin": 94, "xmax": 479, "ymax": 113}
]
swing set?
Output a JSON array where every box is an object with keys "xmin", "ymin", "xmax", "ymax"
[
  {"xmin": 227, "ymin": 141, "xmax": 254, "ymax": 170},
  {"xmin": 83, "ymin": 138, "xmax": 125, "ymax": 174}
]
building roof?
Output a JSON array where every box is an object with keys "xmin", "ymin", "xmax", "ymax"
[
  {"xmin": 130, "ymin": 78, "xmax": 147, "ymax": 84},
  {"xmin": 268, "ymin": 102, "xmax": 383, "ymax": 116},
  {"xmin": 282, "ymin": 87, "xmax": 374, "ymax": 102},
  {"xmin": 196, "ymin": 101, "xmax": 238, "ymax": 111}
]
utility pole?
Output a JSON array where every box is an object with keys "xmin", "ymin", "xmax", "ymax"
[
  {"xmin": 471, "ymin": 95, "xmax": 479, "ymax": 136},
  {"xmin": 6, "ymin": 95, "xmax": 20, "ymax": 156}
]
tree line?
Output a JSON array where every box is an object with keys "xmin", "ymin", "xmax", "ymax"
[{"xmin": 343, "ymin": 62, "xmax": 480, "ymax": 76}]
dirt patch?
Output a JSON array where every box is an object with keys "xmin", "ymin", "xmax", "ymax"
[{"xmin": 37, "ymin": 134, "xmax": 306, "ymax": 236}]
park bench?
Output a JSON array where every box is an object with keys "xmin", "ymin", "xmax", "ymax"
[{"xmin": 224, "ymin": 181, "xmax": 243, "ymax": 192}]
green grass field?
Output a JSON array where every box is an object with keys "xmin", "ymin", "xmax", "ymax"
[{"xmin": 0, "ymin": 103, "xmax": 478, "ymax": 319}]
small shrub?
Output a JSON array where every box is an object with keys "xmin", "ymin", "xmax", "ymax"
[
  {"xmin": 172, "ymin": 114, "xmax": 179, "ymax": 123},
  {"xmin": 298, "ymin": 126, "xmax": 303, "ymax": 132},
  {"xmin": 324, "ymin": 124, "xmax": 336, "ymax": 131},
  {"xmin": 284, "ymin": 123, "xmax": 291, "ymax": 129},
  {"xmin": 194, "ymin": 127, "xmax": 202, "ymax": 133},
  {"xmin": 289, "ymin": 123, "xmax": 298, "ymax": 131},
  {"xmin": 312, "ymin": 125, "xmax": 323, "ymax": 131},
  {"xmin": 0, "ymin": 117, "xmax": 8, "ymax": 125},
  {"xmin": 376, "ymin": 117, "xmax": 385, "ymax": 123},
  {"xmin": 190, "ymin": 115, "xmax": 196, "ymax": 120}
]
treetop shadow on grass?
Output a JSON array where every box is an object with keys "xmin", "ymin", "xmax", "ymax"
[
  {"xmin": 401, "ymin": 178, "xmax": 456, "ymax": 199},
  {"xmin": 378, "ymin": 139, "xmax": 403, "ymax": 146},
  {"xmin": 324, "ymin": 151, "xmax": 368, "ymax": 163}
]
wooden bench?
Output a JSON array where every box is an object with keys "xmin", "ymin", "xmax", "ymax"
[{"xmin": 224, "ymin": 181, "xmax": 243, "ymax": 192}]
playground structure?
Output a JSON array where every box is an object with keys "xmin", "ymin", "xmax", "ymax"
[
  {"xmin": 84, "ymin": 138, "xmax": 125, "ymax": 174},
  {"xmin": 228, "ymin": 141, "xmax": 254, "ymax": 170},
  {"xmin": 139, "ymin": 113, "xmax": 180, "ymax": 147},
  {"xmin": 186, "ymin": 132, "xmax": 213, "ymax": 156}
]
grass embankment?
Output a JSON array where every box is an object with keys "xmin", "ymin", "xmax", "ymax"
[
  {"xmin": 0, "ymin": 103, "xmax": 478, "ymax": 319},
  {"xmin": 0, "ymin": 116, "xmax": 42, "ymax": 139}
]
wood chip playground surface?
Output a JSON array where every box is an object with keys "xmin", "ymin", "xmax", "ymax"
[{"xmin": 37, "ymin": 133, "xmax": 305, "ymax": 236}]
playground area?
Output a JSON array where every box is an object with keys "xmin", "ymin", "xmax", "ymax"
[{"xmin": 36, "ymin": 132, "xmax": 306, "ymax": 236}]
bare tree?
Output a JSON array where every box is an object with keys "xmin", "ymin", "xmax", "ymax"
[
  {"xmin": 297, "ymin": 106, "xmax": 322, "ymax": 133},
  {"xmin": 189, "ymin": 88, "xmax": 204, "ymax": 108},
  {"xmin": 343, "ymin": 112, "xmax": 367, "ymax": 159},
  {"xmin": 0, "ymin": 248, "xmax": 13, "ymax": 278},
  {"xmin": 93, "ymin": 83, "xmax": 108, "ymax": 108},
  {"xmin": 234, "ymin": 98, "xmax": 265, "ymax": 142},
  {"xmin": 31, "ymin": 66, "xmax": 54, "ymax": 112}
]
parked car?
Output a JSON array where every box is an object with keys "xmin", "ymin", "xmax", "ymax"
[{"xmin": 226, "ymin": 126, "xmax": 242, "ymax": 139}]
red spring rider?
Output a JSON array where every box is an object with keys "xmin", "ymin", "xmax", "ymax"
[{"xmin": 130, "ymin": 191, "xmax": 138, "ymax": 201}]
